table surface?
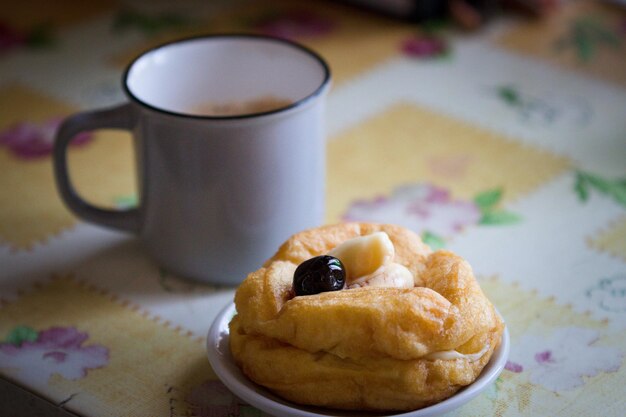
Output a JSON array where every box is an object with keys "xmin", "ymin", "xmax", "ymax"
[{"xmin": 1, "ymin": 0, "xmax": 626, "ymax": 416}]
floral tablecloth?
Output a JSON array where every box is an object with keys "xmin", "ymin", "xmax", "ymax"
[{"xmin": 1, "ymin": 0, "xmax": 626, "ymax": 416}]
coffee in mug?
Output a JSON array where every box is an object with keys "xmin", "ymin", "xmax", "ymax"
[{"xmin": 191, "ymin": 96, "xmax": 293, "ymax": 116}]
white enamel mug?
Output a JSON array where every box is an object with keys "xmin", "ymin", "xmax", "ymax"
[{"xmin": 53, "ymin": 35, "xmax": 331, "ymax": 285}]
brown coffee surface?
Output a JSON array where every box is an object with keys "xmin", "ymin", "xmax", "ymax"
[{"xmin": 191, "ymin": 96, "xmax": 292, "ymax": 116}]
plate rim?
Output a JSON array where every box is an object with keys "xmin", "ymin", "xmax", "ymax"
[{"xmin": 207, "ymin": 301, "xmax": 510, "ymax": 417}]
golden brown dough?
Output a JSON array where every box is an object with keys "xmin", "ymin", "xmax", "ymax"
[{"xmin": 230, "ymin": 222, "xmax": 504, "ymax": 411}]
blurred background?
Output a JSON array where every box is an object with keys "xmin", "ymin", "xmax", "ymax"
[{"xmin": 1, "ymin": 1, "xmax": 626, "ymax": 416}]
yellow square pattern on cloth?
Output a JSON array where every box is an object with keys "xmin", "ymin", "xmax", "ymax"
[
  {"xmin": 110, "ymin": 0, "xmax": 414, "ymax": 86},
  {"xmin": 0, "ymin": 0, "xmax": 116, "ymax": 30},
  {"xmin": 0, "ymin": 276, "xmax": 217, "ymax": 417},
  {"xmin": 0, "ymin": 85, "xmax": 135, "ymax": 250},
  {"xmin": 589, "ymin": 215, "xmax": 626, "ymax": 263},
  {"xmin": 326, "ymin": 102, "xmax": 571, "ymax": 223},
  {"xmin": 495, "ymin": 0, "xmax": 626, "ymax": 87}
]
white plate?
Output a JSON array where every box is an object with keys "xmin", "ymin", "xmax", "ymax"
[{"xmin": 207, "ymin": 302, "xmax": 510, "ymax": 417}]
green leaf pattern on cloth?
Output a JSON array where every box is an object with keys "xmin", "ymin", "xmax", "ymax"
[
  {"xmin": 474, "ymin": 188, "xmax": 504, "ymax": 211},
  {"xmin": 112, "ymin": 10, "xmax": 192, "ymax": 35},
  {"xmin": 475, "ymin": 187, "xmax": 522, "ymax": 226},
  {"xmin": 421, "ymin": 231, "xmax": 446, "ymax": 250},
  {"xmin": 575, "ymin": 171, "xmax": 626, "ymax": 208},
  {"xmin": 555, "ymin": 16, "xmax": 623, "ymax": 63},
  {"xmin": 4, "ymin": 326, "xmax": 38, "ymax": 346},
  {"xmin": 479, "ymin": 210, "xmax": 522, "ymax": 225}
]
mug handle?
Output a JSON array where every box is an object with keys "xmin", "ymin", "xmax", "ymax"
[{"xmin": 53, "ymin": 103, "xmax": 141, "ymax": 234}]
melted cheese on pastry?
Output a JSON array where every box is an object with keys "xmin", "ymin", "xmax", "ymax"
[
  {"xmin": 423, "ymin": 343, "xmax": 490, "ymax": 361},
  {"xmin": 328, "ymin": 231, "xmax": 414, "ymax": 288}
]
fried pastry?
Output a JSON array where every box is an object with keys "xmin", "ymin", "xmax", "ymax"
[{"xmin": 229, "ymin": 222, "xmax": 504, "ymax": 411}]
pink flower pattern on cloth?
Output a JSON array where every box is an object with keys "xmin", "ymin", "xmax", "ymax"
[
  {"xmin": 506, "ymin": 326, "xmax": 623, "ymax": 392},
  {"xmin": 0, "ymin": 326, "xmax": 109, "ymax": 383},
  {"xmin": 401, "ymin": 35, "xmax": 448, "ymax": 58},
  {"xmin": 0, "ymin": 21, "xmax": 26, "ymax": 53},
  {"xmin": 343, "ymin": 184, "xmax": 481, "ymax": 238},
  {"xmin": 253, "ymin": 10, "xmax": 335, "ymax": 40},
  {"xmin": 0, "ymin": 117, "xmax": 93, "ymax": 160}
]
